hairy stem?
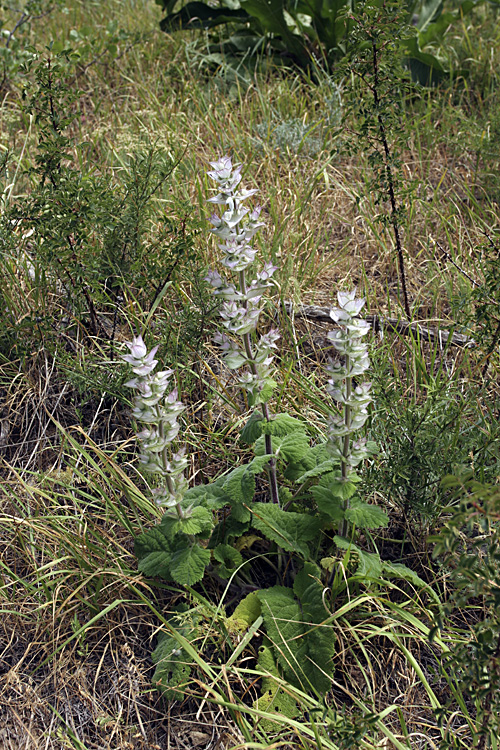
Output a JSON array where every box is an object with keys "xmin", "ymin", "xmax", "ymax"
[
  {"xmin": 158, "ymin": 410, "xmax": 183, "ymax": 520},
  {"xmin": 239, "ymin": 270, "xmax": 280, "ymax": 505},
  {"xmin": 339, "ymin": 354, "xmax": 352, "ymax": 537}
]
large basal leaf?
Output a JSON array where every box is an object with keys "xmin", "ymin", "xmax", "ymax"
[
  {"xmin": 333, "ymin": 536, "xmax": 384, "ymax": 579},
  {"xmin": 168, "ymin": 542, "xmax": 211, "ymax": 585},
  {"xmin": 251, "ymin": 503, "xmax": 321, "ymax": 558},
  {"xmin": 227, "ymin": 590, "xmax": 262, "ymax": 631},
  {"xmin": 383, "ymin": 561, "xmax": 439, "ymax": 601},
  {"xmin": 151, "ymin": 625, "xmax": 193, "ymax": 700},
  {"xmin": 213, "ymin": 543, "xmax": 243, "ymax": 578},
  {"xmin": 292, "ymin": 562, "xmax": 335, "ymax": 693},
  {"xmin": 160, "ymin": 2, "xmax": 249, "ymax": 32},
  {"xmin": 181, "ymin": 483, "xmax": 228, "ymax": 511},
  {"xmin": 257, "ymin": 566, "xmax": 334, "ymax": 693},
  {"xmin": 135, "ymin": 526, "xmax": 173, "ymax": 580},
  {"xmin": 261, "ymin": 413, "xmax": 306, "ymax": 437},
  {"xmin": 254, "ymin": 642, "xmax": 298, "ymax": 727},
  {"xmin": 240, "ymin": 410, "xmax": 264, "ymax": 444},
  {"xmin": 277, "ymin": 430, "xmax": 310, "ymax": 463},
  {"xmin": 310, "ymin": 486, "xmax": 344, "ymax": 523},
  {"xmin": 345, "ymin": 498, "xmax": 389, "ymax": 529},
  {"xmin": 222, "ymin": 463, "xmax": 256, "ymax": 506},
  {"xmin": 240, "ymin": 0, "xmax": 310, "ymax": 64},
  {"xmin": 209, "ymin": 515, "xmax": 250, "ymax": 547}
]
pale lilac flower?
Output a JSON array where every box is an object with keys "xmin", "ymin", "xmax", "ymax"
[
  {"xmin": 122, "ymin": 337, "xmax": 188, "ymax": 513},
  {"xmin": 326, "ymin": 290, "xmax": 373, "ymax": 473},
  {"xmin": 206, "ymin": 155, "xmax": 280, "ymax": 414}
]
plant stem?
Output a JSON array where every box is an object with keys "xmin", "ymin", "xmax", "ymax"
[
  {"xmin": 339, "ymin": 354, "xmax": 352, "ymax": 537},
  {"xmin": 158, "ymin": 411, "xmax": 183, "ymax": 520},
  {"xmin": 239, "ymin": 270, "xmax": 280, "ymax": 506},
  {"xmin": 371, "ymin": 37, "xmax": 411, "ymax": 320}
]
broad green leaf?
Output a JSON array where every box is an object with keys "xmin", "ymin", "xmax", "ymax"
[
  {"xmin": 292, "ymin": 562, "xmax": 335, "ymax": 692},
  {"xmin": 333, "ymin": 537, "xmax": 384, "ymax": 579},
  {"xmin": 355, "ymin": 549, "xmax": 384, "ymax": 579},
  {"xmin": 182, "ymin": 483, "xmax": 228, "ymax": 511},
  {"xmin": 160, "ymin": 2, "xmax": 249, "ymax": 32},
  {"xmin": 222, "ymin": 464, "xmax": 256, "ymax": 505},
  {"xmin": 152, "ymin": 627, "xmax": 193, "ymax": 700},
  {"xmin": 345, "ymin": 499, "xmax": 389, "ymax": 529},
  {"xmin": 135, "ymin": 526, "xmax": 173, "ymax": 579},
  {"xmin": 261, "ymin": 413, "xmax": 306, "ymax": 437},
  {"xmin": 329, "ymin": 478, "xmax": 359, "ymax": 500},
  {"xmin": 257, "ymin": 572, "xmax": 334, "ymax": 693},
  {"xmin": 209, "ymin": 516, "xmax": 250, "ymax": 546},
  {"xmin": 241, "ymin": 0, "xmax": 310, "ymax": 64},
  {"xmin": 213, "ymin": 543, "xmax": 243, "ymax": 578},
  {"xmin": 251, "ymin": 503, "xmax": 321, "ymax": 558},
  {"xmin": 296, "ymin": 459, "xmax": 337, "ymax": 482},
  {"xmin": 254, "ymin": 642, "xmax": 298, "ymax": 727},
  {"xmin": 228, "ymin": 590, "xmax": 262, "ymax": 630},
  {"xmin": 283, "ymin": 449, "xmax": 317, "ymax": 481},
  {"xmin": 254, "ymin": 434, "xmax": 281, "ymax": 456},
  {"xmin": 277, "ymin": 431, "xmax": 310, "ymax": 462},
  {"xmin": 311, "ymin": 485, "xmax": 344, "ymax": 522},
  {"xmin": 240, "ymin": 411, "xmax": 264, "ymax": 444},
  {"xmin": 169, "ymin": 543, "xmax": 211, "ymax": 585},
  {"xmin": 248, "ymin": 454, "xmax": 272, "ymax": 474},
  {"xmin": 382, "ymin": 561, "xmax": 435, "ymax": 594},
  {"xmin": 161, "ymin": 506, "xmax": 213, "ymax": 538}
]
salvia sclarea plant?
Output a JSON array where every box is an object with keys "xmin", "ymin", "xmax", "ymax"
[{"xmin": 125, "ymin": 156, "xmax": 426, "ymax": 702}]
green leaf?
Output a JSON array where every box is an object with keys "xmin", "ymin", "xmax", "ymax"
[
  {"xmin": 254, "ymin": 642, "xmax": 298, "ymax": 727},
  {"xmin": 248, "ymin": 454, "xmax": 272, "ymax": 474},
  {"xmin": 254, "ymin": 377, "xmax": 277, "ymax": 405},
  {"xmin": 222, "ymin": 464, "xmax": 256, "ymax": 505},
  {"xmin": 161, "ymin": 506, "xmax": 213, "ymax": 538},
  {"xmin": 213, "ymin": 543, "xmax": 243, "ymax": 578},
  {"xmin": 241, "ymin": 0, "xmax": 310, "ymax": 64},
  {"xmin": 240, "ymin": 411, "xmax": 264, "ymax": 444},
  {"xmin": 135, "ymin": 526, "xmax": 173, "ymax": 580},
  {"xmin": 292, "ymin": 562, "xmax": 335, "ymax": 692},
  {"xmin": 311, "ymin": 486, "xmax": 344, "ymax": 522},
  {"xmin": 356, "ymin": 549, "xmax": 383, "ymax": 579},
  {"xmin": 283, "ymin": 450, "xmax": 317, "ymax": 481},
  {"xmin": 257, "ymin": 568, "xmax": 335, "ymax": 693},
  {"xmin": 160, "ymin": 2, "xmax": 249, "ymax": 32},
  {"xmin": 261, "ymin": 413, "xmax": 306, "ymax": 437},
  {"xmin": 251, "ymin": 503, "xmax": 321, "ymax": 558},
  {"xmin": 152, "ymin": 628, "xmax": 193, "ymax": 699},
  {"xmin": 345, "ymin": 499, "xmax": 389, "ymax": 529},
  {"xmin": 169, "ymin": 543, "xmax": 211, "ymax": 585},
  {"xmin": 382, "ymin": 561, "xmax": 437, "ymax": 598},
  {"xmin": 296, "ymin": 459, "xmax": 337, "ymax": 482},
  {"xmin": 333, "ymin": 537, "xmax": 384, "ymax": 579},
  {"xmin": 224, "ymin": 350, "xmax": 248, "ymax": 369},
  {"xmin": 209, "ymin": 516, "xmax": 250, "ymax": 546},
  {"xmin": 182, "ymin": 483, "xmax": 228, "ymax": 511},
  {"xmin": 254, "ymin": 434, "xmax": 281, "ymax": 456},
  {"xmin": 228, "ymin": 591, "xmax": 262, "ymax": 630},
  {"xmin": 277, "ymin": 431, "xmax": 310, "ymax": 462}
]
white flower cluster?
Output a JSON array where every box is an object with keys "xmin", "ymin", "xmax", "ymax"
[
  {"xmin": 206, "ymin": 156, "xmax": 280, "ymax": 404},
  {"xmin": 123, "ymin": 335, "xmax": 188, "ymax": 509},
  {"xmin": 326, "ymin": 290, "xmax": 372, "ymax": 469}
]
